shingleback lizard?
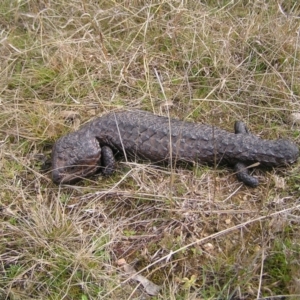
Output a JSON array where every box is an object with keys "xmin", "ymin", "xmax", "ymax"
[{"xmin": 51, "ymin": 110, "xmax": 299, "ymax": 187}]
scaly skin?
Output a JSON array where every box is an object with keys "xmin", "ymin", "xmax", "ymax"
[{"xmin": 51, "ymin": 110, "xmax": 298, "ymax": 186}]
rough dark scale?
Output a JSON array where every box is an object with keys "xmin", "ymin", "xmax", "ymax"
[{"xmin": 51, "ymin": 110, "xmax": 299, "ymax": 186}]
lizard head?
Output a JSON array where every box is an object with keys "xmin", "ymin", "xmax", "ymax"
[{"xmin": 51, "ymin": 130, "xmax": 101, "ymax": 184}]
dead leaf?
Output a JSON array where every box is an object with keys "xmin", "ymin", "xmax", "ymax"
[
  {"xmin": 60, "ymin": 111, "xmax": 80, "ymax": 121},
  {"xmin": 273, "ymin": 175, "xmax": 285, "ymax": 189},
  {"xmin": 60, "ymin": 111, "xmax": 81, "ymax": 129},
  {"xmin": 118, "ymin": 259, "xmax": 161, "ymax": 296}
]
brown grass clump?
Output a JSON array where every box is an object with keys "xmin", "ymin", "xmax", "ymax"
[{"xmin": 1, "ymin": 1, "xmax": 300, "ymax": 299}]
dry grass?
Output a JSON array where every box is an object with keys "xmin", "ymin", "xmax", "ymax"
[{"xmin": 1, "ymin": 0, "xmax": 300, "ymax": 299}]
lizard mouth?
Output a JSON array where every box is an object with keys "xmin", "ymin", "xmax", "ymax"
[
  {"xmin": 52, "ymin": 165, "xmax": 100, "ymax": 183},
  {"xmin": 52, "ymin": 164, "xmax": 100, "ymax": 184},
  {"xmin": 52, "ymin": 153, "xmax": 101, "ymax": 184}
]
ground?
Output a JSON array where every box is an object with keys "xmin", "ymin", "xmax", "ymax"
[{"xmin": 1, "ymin": 1, "xmax": 300, "ymax": 299}]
